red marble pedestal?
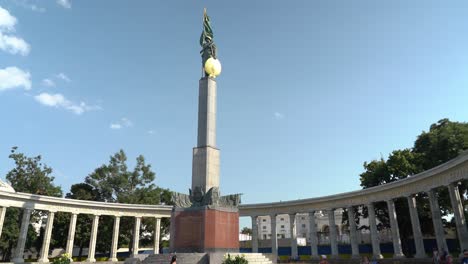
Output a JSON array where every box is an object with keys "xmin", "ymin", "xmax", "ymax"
[{"xmin": 170, "ymin": 207, "xmax": 239, "ymax": 253}]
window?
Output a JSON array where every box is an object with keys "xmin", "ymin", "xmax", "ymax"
[
  {"xmin": 263, "ymin": 234, "xmax": 267, "ymax": 239},
  {"xmin": 302, "ymin": 224, "xmax": 306, "ymax": 228},
  {"xmin": 302, "ymin": 233, "xmax": 307, "ymax": 237},
  {"xmin": 281, "ymin": 225, "xmax": 285, "ymax": 228},
  {"xmin": 262, "ymin": 219, "xmax": 266, "ymax": 222},
  {"xmin": 301, "ymin": 217, "xmax": 305, "ymax": 220},
  {"xmin": 262, "ymin": 226, "xmax": 266, "ymax": 230},
  {"xmin": 280, "ymin": 218, "xmax": 284, "ymax": 221}
]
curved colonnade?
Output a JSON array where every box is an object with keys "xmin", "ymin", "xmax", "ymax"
[
  {"xmin": 238, "ymin": 150, "xmax": 468, "ymax": 260},
  {"xmin": 0, "ymin": 151, "xmax": 467, "ymax": 262},
  {"xmin": 0, "ymin": 191, "xmax": 172, "ymax": 263}
]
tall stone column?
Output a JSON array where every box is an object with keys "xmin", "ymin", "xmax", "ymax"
[
  {"xmin": 407, "ymin": 195, "xmax": 426, "ymax": 258},
  {"xmin": 154, "ymin": 217, "xmax": 161, "ymax": 254},
  {"xmin": 308, "ymin": 211, "xmax": 319, "ymax": 259},
  {"xmin": 131, "ymin": 217, "xmax": 141, "ymax": 258},
  {"xmin": 66, "ymin": 213, "xmax": 78, "ymax": 258},
  {"xmin": 386, "ymin": 199, "xmax": 404, "ymax": 258},
  {"xmin": 270, "ymin": 214, "xmax": 278, "ymax": 263},
  {"xmin": 448, "ymin": 182, "xmax": 468, "ymax": 253},
  {"xmin": 38, "ymin": 211, "xmax": 55, "ymax": 263},
  {"xmin": 427, "ymin": 189, "xmax": 449, "ymax": 253},
  {"xmin": 192, "ymin": 77, "xmax": 220, "ymax": 194},
  {"xmin": 347, "ymin": 206, "xmax": 360, "ymax": 258},
  {"xmin": 327, "ymin": 209, "xmax": 339, "ymax": 258},
  {"xmin": 251, "ymin": 216, "xmax": 259, "ymax": 253},
  {"xmin": 12, "ymin": 208, "xmax": 32, "ymax": 263},
  {"xmin": 289, "ymin": 213, "xmax": 298, "ymax": 260},
  {"xmin": 367, "ymin": 203, "xmax": 383, "ymax": 259},
  {"xmin": 110, "ymin": 216, "xmax": 120, "ymax": 262},
  {"xmin": 86, "ymin": 215, "xmax": 100, "ymax": 263},
  {"xmin": 0, "ymin": 206, "xmax": 6, "ymax": 239}
]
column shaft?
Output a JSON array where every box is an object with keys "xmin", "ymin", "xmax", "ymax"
[
  {"xmin": 131, "ymin": 217, "xmax": 141, "ymax": 258},
  {"xmin": 110, "ymin": 216, "xmax": 120, "ymax": 262},
  {"xmin": 448, "ymin": 183, "xmax": 468, "ymax": 252},
  {"xmin": 0, "ymin": 206, "xmax": 6, "ymax": 239},
  {"xmin": 328, "ymin": 209, "xmax": 339, "ymax": 258},
  {"xmin": 289, "ymin": 213, "xmax": 298, "ymax": 259},
  {"xmin": 86, "ymin": 215, "xmax": 99, "ymax": 263},
  {"xmin": 347, "ymin": 206, "xmax": 360, "ymax": 258},
  {"xmin": 407, "ymin": 196, "xmax": 426, "ymax": 258},
  {"xmin": 65, "ymin": 213, "xmax": 78, "ymax": 258},
  {"xmin": 308, "ymin": 211, "xmax": 319, "ymax": 259},
  {"xmin": 368, "ymin": 203, "xmax": 383, "ymax": 259},
  {"xmin": 154, "ymin": 217, "xmax": 161, "ymax": 254},
  {"xmin": 38, "ymin": 211, "xmax": 55, "ymax": 263},
  {"xmin": 428, "ymin": 189, "xmax": 449, "ymax": 253},
  {"xmin": 251, "ymin": 216, "xmax": 259, "ymax": 253},
  {"xmin": 386, "ymin": 200, "xmax": 404, "ymax": 258},
  {"xmin": 270, "ymin": 214, "xmax": 278, "ymax": 263},
  {"xmin": 12, "ymin": 208, "xmax": 32, "ymax": 263}
]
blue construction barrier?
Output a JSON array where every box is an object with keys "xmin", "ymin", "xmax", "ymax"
[{"xmin": 240, "ymin": 239, "xmax": 458, "ymax": 256}]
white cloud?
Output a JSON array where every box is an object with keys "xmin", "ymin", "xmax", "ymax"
[
  {"xmin": 34, "ymin": 92, "xmax": 100, "ymax": 115},
  {"xmin": 0, "ymin": 6, "xmax": 30, "ymax": 56},
  {"xmin": 56, "ymin": 0, "xmax": 71, "ymax": 9},
  {"xmin": 110, "ymin": 118, "xmax": 133, "ymax": 130},
  {"xmin": 41, "ymin": 78, "xmax": 55, "ymax": 87},
  {"xmin": 147, "ymin": 130, "xmax": 155, "ymax": 135},
  {"xmin": 56, "ymin": 72, "xmax": 71, "ymax": 82},
  {"xmin": 110, "ymin": 123, "xmax": 121, "ymax": 130},
  {"xmin": 0, "ymin": 66, "xmax": 31, "ymax": 91},
  {"xmin": 0, "ymin": 32, "xmax": 30, "ymax": 55},
  {"xmin": 0, "ymin": 7, "xmax": 17, "ymax": 31},
  {"xmin": 12, "ymin": 1, "xmax": 46, "ymax": 13},
  {"xmin": 274, "ymin": 112, "xmax": 285, "ymax": 119}
]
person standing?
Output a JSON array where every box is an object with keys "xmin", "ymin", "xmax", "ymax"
[{"xmin": 461, "ymin": 250, "xmax": 468, "ymax": 264}]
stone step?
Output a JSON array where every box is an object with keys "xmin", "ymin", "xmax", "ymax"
[{"xmin": 142, "ymin": 253, "xmax": 273, "ymax": 264}]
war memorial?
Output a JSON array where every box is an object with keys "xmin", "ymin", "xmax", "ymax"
[{"xmin": 0, "ymin": 9, "xmax": 468, "ymax": 264}]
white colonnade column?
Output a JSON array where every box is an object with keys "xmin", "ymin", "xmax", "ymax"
[
  {"xmin": 110, "ymin": 216, "xmax": 120, "ymax": 262},
  {"xmin": 427, "ymin": 189, "xmax": 449, "ymax": 253},
  {"xmin": 448, "ymin": 182, "xmax": 468, "ymax": 253},
  {"xmin": 367, "ymin": 203, "xmax": 383, "ymax": 259},
  {"xmin": 86, "ymin": 214, "xmax": 100, "ymax": 263},
  {"xmin": 0, "ymin": 206, "xmax": 6, "ymax": 239},
  {"xmin": 65, "ymin": 213, "xmax": 78, "ymax": 258},
  {"xmin": 308, "ymin": 211, "xmax": 319, "ymax": 259},
  {"xmin": 386, "ymin": 199, "xmax": 404, "ymax": 258},
  {"xmin": 289, "ymin": 213, "xmax": 298, "ymax": 260},
  {"xmin": 154, "ymin": 217, "xmax": 161, "ymax": 254},
  {"xmin": 327, "ymin": 209, "xmax": 339, "ymax": 258},
  {"xmin": 251, "ymin": 216, "xmax": 259, "ymax": 253},
  {"xmin": 407, "ymin": 195, "xmax": 426, "ymax": 258},
  {"xmin": 38, "ymin": 211, "xmax": 55, "ymax": 263},
  {"xmin": 270, "ymin": 214, "xmax": 278, "ymax": 263},
  {"xmin": 12, "ymin": 208, "xmax": 32, "ymax": 263},
  {"xmin": 347, "ymin": 206, "xmax": 360, "ymax": 258},
  {"xmin": 131, "ymin": 217, "xmax": 141, "ymax": 258}
]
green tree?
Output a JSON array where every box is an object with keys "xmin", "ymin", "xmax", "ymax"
[
  {"xmin": 69, "ymin": 150, "xmax": 172, "ymax": 255},
  {"xmin": 358, "ymin": 119, "xmax": 468, "ymax": 255},
  {"xmin": 0, "ymin": 147, "xmax": 63, "ymax": 261}
]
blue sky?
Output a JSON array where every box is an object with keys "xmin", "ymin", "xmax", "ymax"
[{"xmin": 1, "ymin": 0, "xmax": 468, "ymax": 217}]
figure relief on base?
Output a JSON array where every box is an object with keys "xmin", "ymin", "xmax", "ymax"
[{"xmin": 171, "ymin": 186, "xmax": 241, "ymax": 209}]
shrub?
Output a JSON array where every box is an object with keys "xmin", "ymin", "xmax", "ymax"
[
  {"xmin": 53, "ymin": 253, "xmax": 71, "ymax": 264},
  {"xmin": 222, "ymin": 254, "xmax": 248, "ymax": 264}
]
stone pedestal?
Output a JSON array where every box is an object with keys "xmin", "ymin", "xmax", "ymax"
[{"xmin": 170, "ymin": 206, "xmax": 239, "ymax": 253}]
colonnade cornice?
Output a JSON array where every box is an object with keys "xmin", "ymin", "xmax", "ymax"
[
  {"xmin": 239, "ymin": 150, "xmax": 468, "ymax": 217},
  {"xmin": 0, "ymin": 190, "xmax": 172, "ymax": 218}
]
